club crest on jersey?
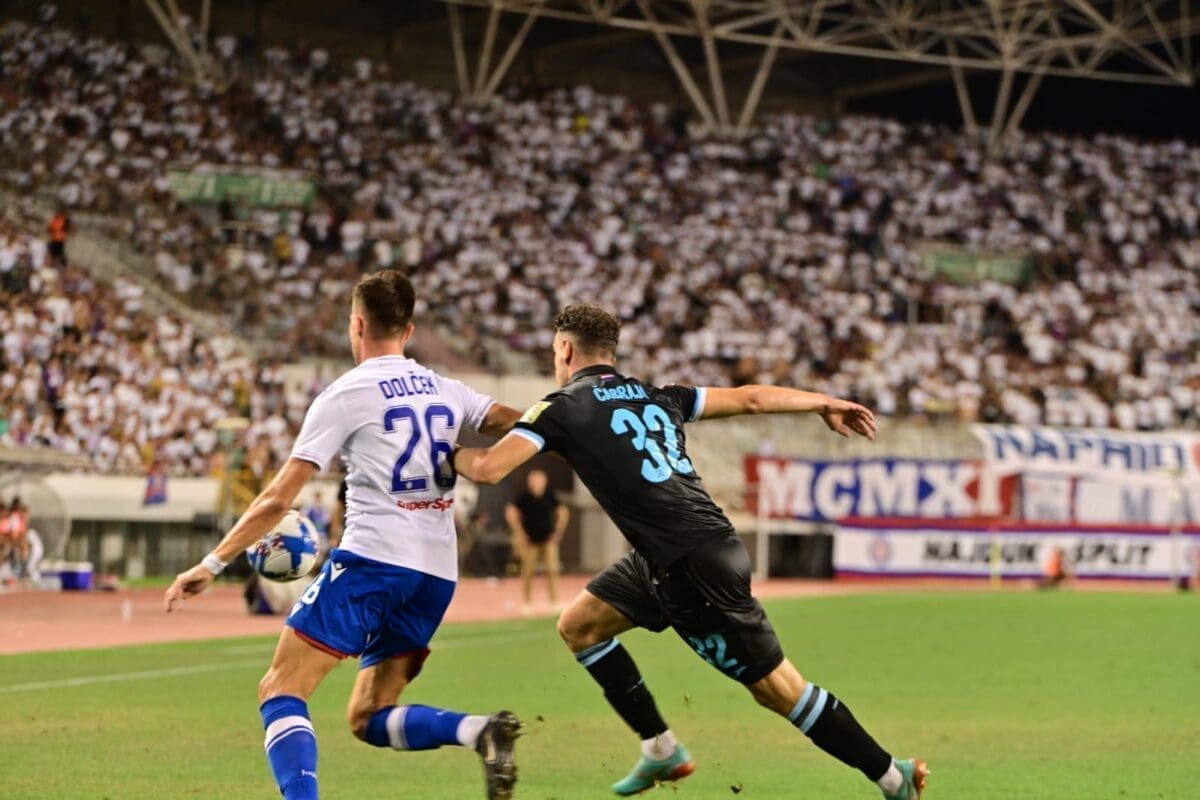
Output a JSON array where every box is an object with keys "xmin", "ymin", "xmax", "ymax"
[{"xmin": 521, "ymin": 401, "xmax": 552, "ymax": 423}]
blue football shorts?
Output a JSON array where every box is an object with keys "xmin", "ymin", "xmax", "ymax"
[{"xmin": 286, "ymin": 548, "xmax": 456, "ymax": 671}]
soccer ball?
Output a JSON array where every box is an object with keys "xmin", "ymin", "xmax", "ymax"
[{"xmin": 246, "ymin": 510, "xmax": 320, "ymax": 582}]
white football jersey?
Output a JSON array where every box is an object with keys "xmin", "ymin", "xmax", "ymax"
[{"xmin": 290, "ymin": 355, "xmax": 495, "ymax": 581}]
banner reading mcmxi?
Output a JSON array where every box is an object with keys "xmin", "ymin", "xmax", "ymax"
[
  {"xmin": 834, "ymin": 518, "xmax": 1200, "ymax": 580},
  {"xmin": 744, "ymin": 456, "xmax": 1017, "ymax": 522}
]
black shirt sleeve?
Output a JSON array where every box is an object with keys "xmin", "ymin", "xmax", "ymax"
[
  {"xmin": 512, "ymin": 394, "xmax": 570, "ymax": 453},
  {"xmin": 656, "ymin": 384, "xmax": 707, "ymax": 423}
]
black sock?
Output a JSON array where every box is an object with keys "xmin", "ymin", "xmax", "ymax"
[
  {"xmin": 576, "ymin": 639, "xmax": 668, "ymax": 740},
  {"xmin": 789, "ymin": 683, "xmax": 892, "ymax": 782}
]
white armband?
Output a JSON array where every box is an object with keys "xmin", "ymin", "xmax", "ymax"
[{"xmin": 201, "ymin": 553, "xmax": 228, "ymax": 575}]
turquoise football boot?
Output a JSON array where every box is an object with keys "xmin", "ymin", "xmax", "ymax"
[
  {"xmin": 611, "ymin": 743, "xmax": 696, "ymax": 796},
  {"xmin": 883, "ymin": 758, "xmax": 929, "ymax": 800}
]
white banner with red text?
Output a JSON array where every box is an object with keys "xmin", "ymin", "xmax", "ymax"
[
  {"xmin": 833, "ymin": 517, "xmax": 1200, "ymax": 580},
  {"xmin": 744, "ymin": 456, "xmax": 1018, "ymax": 522}
]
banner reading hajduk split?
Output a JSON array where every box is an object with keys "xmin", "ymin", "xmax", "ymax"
[
  {"xmin": 971, "ymin": 425, "xmax": 1200, "ymax": 525},
  {"xmin": 833, "ymin": 517, "xmax": 1200, "ymax": 580}
]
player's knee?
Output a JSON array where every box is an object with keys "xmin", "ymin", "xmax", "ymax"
[
  {"xmin": 748, "ymin": 673, "xmax": 806, "ymax": 717},
  {"xmin": 257, "ymin": 669, "xmax": 282, "ymax": 705},
  {"xmin": 748, "ymin": 681, "xmax": 779, "ymax": 711},
  {"xmin": 556, "ymin": 607, "xmax": 600, "ymax": 652},
  {"xmin": 346, "ymin": 702, "xmax": 378, "ymax": 742}
]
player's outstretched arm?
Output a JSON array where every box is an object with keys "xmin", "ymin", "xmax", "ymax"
[
  {"xmin": 478, "ymin": 403, "xmax": 524, "ymax": 439},
  {"xmin": 455, "ymin": 434, "xmax": 541, "ymax": 485},
  {"xmin": 163, "ymin": 458, "xmax": 317, "ymax": 612},
  {"xmin": 701, "ymin": 386, "xmax": 877, "ymax": 440}
]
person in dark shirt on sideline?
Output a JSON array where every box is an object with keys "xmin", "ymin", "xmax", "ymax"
[{"xmin": 506, "ymin": 469, "xmax": 568, "ymax": 614}]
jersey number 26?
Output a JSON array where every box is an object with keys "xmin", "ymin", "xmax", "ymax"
[{"xmin": 383, "ymin": 404, "xmax": 456, "ymax": 493}]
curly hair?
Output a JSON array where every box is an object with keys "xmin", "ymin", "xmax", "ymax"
[{"xmin": 553, "ymin": 303, "xmax": 620, "ymax": 355}]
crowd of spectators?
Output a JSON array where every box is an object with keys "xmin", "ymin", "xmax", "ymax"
[
  {"xmin": 2, "ymin": 21, "xmax": 1200, "ymax": 433},
  {"xmin": 0, "ymin": 224, "xmax": 313, "ymax": 475}
]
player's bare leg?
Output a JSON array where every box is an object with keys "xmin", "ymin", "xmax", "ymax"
[
  {"xmin": 747, "ymin": 657, "xmax": 928, "ymax": 799},
  {"xmin": 348, "ymin": 651, "xmax": 520, "ymax": 800},
  {"xmin": 346, "ymin": 650, "xmax": 422, "ymax": 737},
  {"xmin": 518, "ymin": 538, "xmax": 537, "ymax": 613},
  {"xmin": 559, "ymin": 590, "xmax": 695, "ymax": 795},
  {"xmin": 558, "ymin": 589, "xmax": 635, "ymax": 650},
  {"xmin": 257, "ymin": 627, "xmax": 343, "ymax": 800},
  {"xmin": 259, "ymin": 628, "xmax": 343, "ymax": 703},
  {"xmin": 544, "ymin": 541, "xmax": 561, "ymax": 607}
]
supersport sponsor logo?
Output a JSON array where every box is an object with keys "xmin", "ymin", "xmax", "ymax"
[{"xmin": 395, "ymin": 498, "xmax": 455, "ymax": 512}]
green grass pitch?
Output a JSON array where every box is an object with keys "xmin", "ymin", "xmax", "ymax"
[{"xmin": 2, "ymin": 591, "xmax": 1197, "ymax": 799}]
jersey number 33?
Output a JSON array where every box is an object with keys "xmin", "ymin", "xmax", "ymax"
[{"xmin": 609, "ymin": 404, "xmax": 694, "ymax": 484}]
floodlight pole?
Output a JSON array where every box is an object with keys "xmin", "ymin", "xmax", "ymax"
[
  {"xmin": 736, "ymin": 24, "xmax": 783, "ymax": 135},
  {"xmin": 695, "ymin": 0, "xmax": 732, "ymax": 130},
  {"xmin": 448, "ymin": 0, "xmax": 544, "ymax": 104},
  {"xmin": 473, "ymin": 3, "xmax": 503, "ymax": 98},
  {"xmin": 947, "ymin": 40, "xmax": 979, "ymax": 139},
  {"xmin": 987, "ymin": 64, "xmax": 1015, "ymax": 156},
  {"xmin": 448, "ymin": 2, "xmax": 473, "ymax": 98},
  {"xmin": 142, "ymin": 0, "xmax": 218, "ymax": 85},
  {"xmin": 481, "ymin": 9, "xmax": 542, "ymax": 98},
  {"xmin": 199, "ymin": 0, "xmax": 210, "ymax": 58},
  {"xmin": 638, "ymin": 0, "xmax": 719, "ymax": 128},
  {"xmin": 996, "ymin": 60, "xmax": 1049, "ymax": 154}
]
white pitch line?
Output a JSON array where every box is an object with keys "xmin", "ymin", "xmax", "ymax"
[
  {"xmin": 1, "ymin": 630, "xmax": 553, "ymax": 694},
  {"xmin": 0, "ymin": 659, "xmax": 264, "ymax": 694},
  {"xmin": 222, "ymin": 643, "xmax": 279, "ymax": 655},
  {"xmin": 223, "ymin": 628, "xmax": 548, "ymax": 656},
  {"xmin": 437, "ymin": 630, "xmax": 548, "ymax": 649}
]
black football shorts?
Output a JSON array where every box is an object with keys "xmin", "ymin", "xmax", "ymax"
[{"xmin": 586, "ymin": 534, "xmax": 785, "ymax": 685}]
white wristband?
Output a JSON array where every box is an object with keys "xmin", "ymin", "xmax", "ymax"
[{"xmin": 201, "ymin": 553, "xmax": 228, "ymax": 575}]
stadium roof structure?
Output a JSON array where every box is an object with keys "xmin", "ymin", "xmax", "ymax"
[
  {"xmin": 432, "ymin": 0, "xmax": 1200, "ymax": 151},
  {"xmin": 135, "ymin": 0, "xmax": 1200, "ymax": 151}
]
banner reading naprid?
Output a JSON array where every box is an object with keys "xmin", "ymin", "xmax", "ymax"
[
  {"xmin": 971, "ymin": 425, "xmax": 1200, "ymax": 478},
  {"xmin": 971, "ymin": 425, "xmax": 1200, "ymax": 523},
  {"xmin": 744, "ymin": 457, "xmax": 1016, "ymax": 521},
  {"xmin": 834, "ymin": 518, "xmax": 1200, "ymax": 579}
]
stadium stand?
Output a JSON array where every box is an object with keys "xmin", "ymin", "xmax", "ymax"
[
  {"xmin": 0, "ymin": 223, "xmax": 311, "ymax": 476},
  {"xmin": 2, "ymin": 21, "xmax": 1199, "ymax": 436}
]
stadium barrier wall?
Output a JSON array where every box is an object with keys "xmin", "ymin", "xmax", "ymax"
[{"xmin": 34, "ymin": 474, "xmax": 339, "ymax": 577}]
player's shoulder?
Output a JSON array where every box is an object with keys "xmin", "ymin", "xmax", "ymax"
[
  {"xmin": 311, "ymin": 356, "xmax": 414, "ymax": 403},
  {"xmin": 651, "ymin": 381, "xmax": 696, "ymax": 397},
  {"xmin": 650, "ymin": 382, "xmax": 704, "ymax": 419},
  {"xmin": 311, "ymin": 367, "xmax": 360, "ymax": 402},
  {"xmin": 520, "ymin": 385, "xmax": 571, "ymax": 413},
  {"xmin": 334, "ymin": 355, "xmax": 428, "ymax": 387}
]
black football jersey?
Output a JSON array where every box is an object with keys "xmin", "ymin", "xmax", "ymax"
[{"xmin": 511, "ymin": 365, "xmax": 733, "ymax": 571}]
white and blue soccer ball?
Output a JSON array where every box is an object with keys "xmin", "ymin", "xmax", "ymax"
[{"xmin": 246, "ymin": 510, "xmax": 320, "ymax": 582}]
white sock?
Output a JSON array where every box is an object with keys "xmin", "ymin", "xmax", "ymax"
[
  {"xmin": 455, "ymin": 715, "xmax": 490, "ymax": 748},
  {"xmin": 640, "ymin": 729, "xmax": 678, "ymax": 760},
  {"xmin": 877, "ymin": 761, "xmax": 903, "ymax": 794}
]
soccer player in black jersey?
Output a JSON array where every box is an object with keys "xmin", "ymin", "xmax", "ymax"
[{"xmin": 454, "ymin": 304, "xmax": 928, "ymax": 799}]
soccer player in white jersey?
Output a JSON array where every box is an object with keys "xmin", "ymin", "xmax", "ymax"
[{"xmin": 164, "ymin": 270, "xmax": 524, "ymax": 800}]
